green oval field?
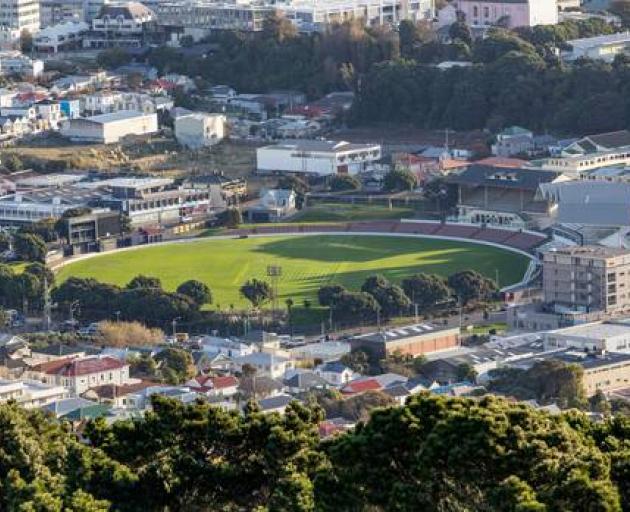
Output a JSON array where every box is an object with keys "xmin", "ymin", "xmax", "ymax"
[{"xmin": 56, "ymin": 235, "xmax": 530, "ymax": 307}]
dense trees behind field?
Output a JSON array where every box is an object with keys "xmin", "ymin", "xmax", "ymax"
[
  {"xmin": 3, "ymin": 393, "xmax": 630, "ymax": 511},
  {"xmin": 141, "ymin": 15, "xmax": 630, "ymax": 133}
]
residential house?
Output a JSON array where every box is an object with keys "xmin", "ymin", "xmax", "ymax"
[
  {"xmin": 257, "ymin": 393, "xmax": 295, "ymax": 414},
  {"xmin": 231, "ymin": 352, "xmax": 294, "ymax": 379},
  {"xmin": 82, "ymin": 380, "xmax": 156, "ymax": 407},
  {"xmin": 27, "ymin": 356, "xmax": 131, "ymax": 395},
  {"xmin": 185, "ymin": 374, "xmax": 239, "ymax": 399},
  {"xmin": 28, "ymin": 344, "xmax": 89, "ymax": 364},
  {"xmin": 0, "ymin": 379, "xmax": 68, "ymax": 408},
  {"xmin": 199, "ymin": 336, "xmax": 254, "ymax": 358},
  {"xmin": 283, "ymin": 371, "xmax": 330, "ymax": 393},
  {"xmin": 248, "ymin": 188, "xmax": 297, "ymax": 222},
  {"xmin": 315, "ymin": 361, "xmax": 356, "ymax": 386},
  {"xmin": 491, "ymin": 126, "xmax": 534, "ymax": 157},
  {"xmin": 341, "ymin": 377, "xmax": 382, "ymax": 395}
]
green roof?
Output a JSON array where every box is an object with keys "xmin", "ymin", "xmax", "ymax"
[{"xmin": 62, "ymin": 404, "xmax": 111, "ymax": 421}]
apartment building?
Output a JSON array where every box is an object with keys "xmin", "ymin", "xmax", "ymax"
[
  {"xmin": 0, "ymin": 379, "xmax": 67, "ymax": 408},
  {"xmin": 453, "ymin": 0, "xmax": 557, "ymax": 28},
  {"xmin": 543, "ymin": 246, "xmax": 630, "ymax": 314},
  {"xmin": 151, "ymin": 0, "xmax": 433, "ymax": 34},
  {"xmin": 0, "ymin": 0, "xmax": 40, "ymax": 49}
]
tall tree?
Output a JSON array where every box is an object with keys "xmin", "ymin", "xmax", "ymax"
[{"xmin": 240, "ymin": 279, "xmax": 273, "ymax": 309}]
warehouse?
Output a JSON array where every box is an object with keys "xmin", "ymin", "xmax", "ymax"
[
  {"xmin": 256, "ymin": 139, "xmax": 381, "ymax": 176},
  {"xmin": 350, "ymin": 323, "xmax": 460, "ymax": 359},
  {"xmin": 60, "ymin": 110, "xmax": 158, "ymax": 144}
]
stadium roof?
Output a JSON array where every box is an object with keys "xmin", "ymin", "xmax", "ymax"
[
  {"xmin": 539, "ymin": 181, "xmax": 630, "ymax": 226},
  {"xmin": 449, "ymin": 164, "xmax": 560, "ymax": 191}
]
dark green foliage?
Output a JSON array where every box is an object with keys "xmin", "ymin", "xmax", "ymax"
[
  {"xmin": 317, "ymin": 284, "xmax": 346, "ymax": 307},
  {"xmin": 383, "ymin": 168, "xmax": 417, "ymax": 192},
  {"xmin": 317, "ymin": 394, "xmax": 622, "ymax": 511},
  {"xmin": 126, "ymin": 275, "xmax": 162, "ymax": 290},
  {"xmin": 489, "ymin": 359, "xmax": 587, "ymax": 409},
  {"xmin": 448, "ymin": 269, "xmax": 497, "ymax": 305},
  {"xmin": 221, "ymin": 208, "xmax": 242, "ymax": 228},
  {"xmin": 176, "ymin": 279, "xmax": 212, "ymax": 306},
  {"xmin": 332, "ymin": 291, "xmax": 380, "ymax": 322},
  {"xmin": 52, "ymin": 276, "xmax": 200, "ymax": 329},
  {"xmin": 1, "ymin": 392, "xmax": 630, "ymax": 510},
  {"xmin": 240, "ymin": 278, "xmax": 273, "ymax": 308},
  {"xmin": 329, "ymin": 174, "xmax": 360, "ymax": 192},
  {"xmin": 155, "ymin": 347, "xmax": 195, "ymax": 384},
  {"xmin": 361, "ymin": 274, "xmax": 411, "ymax": 318},
  {"xmin": 402, "ymin": 272, "xmax": 452, "ymax": 310},
  {"xmin": 13, "ymin": 232, "xmax": 46, "ymax": 263},
  {"xmin": 96, "ymin": 47, "xmax": 132, "ymax": 69}
]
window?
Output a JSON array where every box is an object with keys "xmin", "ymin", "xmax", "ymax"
[{"xmin": 473, "ymin": 5, "xmax": 478, "ymax": 17}]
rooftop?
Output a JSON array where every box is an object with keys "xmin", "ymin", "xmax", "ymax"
[
  {"xmin": 449, "ymin": 164, "xmax": 560, "ymax": 191},
  {"xmin": 548, "ymin": 321, "xmax": 630, "ymax": 340},
  {"xmin": 354, "ymin": 323, "xmax": 457, "ymax": 344},
  {"xmin": 544, "ymin": 245, "xmax": 630, "ymax": 259},
  {"xmin": 264, "ymin": 139, "xmax": 379, "ymax": 153},
  {"xmin": 84, "ymin": 110, "xmax": 154, "ymax": 124}
]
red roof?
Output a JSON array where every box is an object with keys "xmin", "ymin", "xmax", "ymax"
[
  {"xmin": 30, "ymin": 357, "xmax": 75, "ymax": 374},
  {"xmin": 341, "ymin": 378, "xmax": 382, "ymax": 395},
  {"xmin": 209, "ymin": 375, "xmax": 238, "ymax": 389},
  {"xmin": 192, "ymin": 375, "xmax": 238, "ymax": 389},
  {"xmin": 475, "ymin": 156, "xmax": 528, "ymax": 168},
  {"xmin": 36, "ymin": 356, "xmax": 126, "ymax": 377}
]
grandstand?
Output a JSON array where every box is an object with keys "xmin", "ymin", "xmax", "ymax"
[
  {"xmin": 448, "ymin": 164, "xmax": 562, "ymax": 229},
  {"xmin": 232, "ymin": 220, "xmax": 547, "ymax": 253}
]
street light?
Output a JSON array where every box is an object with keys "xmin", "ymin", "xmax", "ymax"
[
  {"xmin": 114, "ymin": 310, "xmax": 121, "ymax": 323},
  {"xmin": 172, "ymin": 316, "xmax": 181, "ymax": 339}
]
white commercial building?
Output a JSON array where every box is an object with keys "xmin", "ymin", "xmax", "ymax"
[
  {"xmin": 543, "ymin": 321, "xmax": 630, "ymax": 353},
  {"xmin": 151, "ymin": 0, "xmax": 433, "ymax": 33},
  {"xmin": 562, "ymin": 32, "xmax": 630, "ymax": 63},
  {"xmin": 34, "ymin": 21, "xmax": 88, "ymax": 53},
  {"xmin": 256, "ymin": 139, "xmax": 381, "ymax": 176},
  {"xmin": 0, "ymin": 0, "xmax": 40, "ymax": 49},
  {"xmin": 175, "ymin": 112, "xmax": 226, "ymax": 149},
  {"xmin": 0, "ymin": 379, "xmax": 67, "ymax": 408},
  {"xmin": 60, "ymin": 110, "xmax": 158, "ymax": 144}
]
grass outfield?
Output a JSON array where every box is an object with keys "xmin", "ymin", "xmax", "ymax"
[{"xmin": 56, "ymin": 235, "xmax": 530, "ymax": 309}]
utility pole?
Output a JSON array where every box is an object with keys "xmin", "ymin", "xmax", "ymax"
[
  {"xmin": 267, "ymin": 265, "xmax": 282, "ymax": 322},
  {"xmin": 43, "ymin": 277, "xmax": 52, "ymax": 332}
]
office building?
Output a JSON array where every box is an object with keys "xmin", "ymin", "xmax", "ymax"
[
  {"xmin": 543, "ymin": 246, "xmax": 630, "ymax": 314},
  {"xmin": 256, "ymin": 139, "xmax": 381, "ymax": 176},
  {"xmin": 0, "ymin": 0, "xmax": 40, "ymax": 49}
]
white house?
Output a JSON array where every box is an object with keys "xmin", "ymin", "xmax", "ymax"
[
  {"xmin": 60, "ymin": 110, "xmax": 158, "ymax": 144},
  {"xmin": 199, "ymin": 335, "xmax": 254, "ymax": 358},
  {"xmin": 231, "ymin": 352, "xmax": 294, "ymax": 379},
  {"xmin": 0, "ymin": 379, "xmax": 67, "ymax": 408},
  {"xmin": 248, "ymin": 188, "xmax": 296, "ymax": 222},
  {"xmin": 26, "ymin": 356, "xmax": 131, "ymax": 395},
  {"xmin": 175, "ymin": 112, "xmax": 226, "ymax": 149},
  {"xmin": 256, "ymin": 139, "xmax": 381, "ymax": 176},
  {"xmin": 315, "ymin": 361, "xmax": 356, "ymax": 386}
]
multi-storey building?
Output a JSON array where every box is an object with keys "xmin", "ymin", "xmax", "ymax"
[
  {"xmin": 150, "ymin": 0, "xmax": 433, "ymax": 35},
  {"xmin": 0, "ymin": 0, "xmax": 40, "ymax": 49},
  {"xmin": 543, "ymin": 246, "xmax": 630, "ymax": 314},
  {"xmin": 453, "ymin": 0, "xmax": 557, "ymax": 29},
  {"xmin": 83, "ymin": 1, "xmax": 155, "ymax": 48}
]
